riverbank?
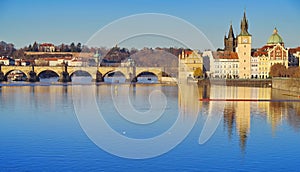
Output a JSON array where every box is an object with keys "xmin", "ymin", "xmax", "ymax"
[{"xmin": 198, "ymin": 79, "xmax": 272, "ymax": 87}]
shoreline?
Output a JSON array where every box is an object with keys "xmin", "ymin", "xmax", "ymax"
[
  {"xmin": 0, "ymin": 78, "xmax": 273, "ymax": 87},
  {"xmin": 198, "ymin": 78, "xmax": 272, "ymax": 87}
]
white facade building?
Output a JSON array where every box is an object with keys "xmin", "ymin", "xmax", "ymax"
[
  {"xmin": 0, "ymin": 57, "xmax": 10, "ymax": 65},
  {"xmin": 213, "ymin": 51, "xmax": 239, "ymax": 79}
]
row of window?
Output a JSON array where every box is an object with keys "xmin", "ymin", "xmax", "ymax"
[
  {"xmin": 259, "ymin": 62, "xmax": 287, "ymax": 66},
  {"xmin": 259, "ymin": 67, "xmax": 268, "ymax": 70},
  {"xmin": 215, "ymin": 70, "xmax": 238, "ymax": 74},
  {"xmin": 215, "ymin": 64, "xmax": 239, "ymax": 68}
]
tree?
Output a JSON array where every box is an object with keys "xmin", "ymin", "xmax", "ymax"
[
  {"xmin": 28, "ymin": 44, "xmax": 32, "ymax": 51},
  {"xmin": 76, "ymin": 43, "xmax": 82, "ymax": 52},
  {"xmin": 70, "ymin": 42, "xmax": 76, "ymax": 52},
  {"xmin": 0, "ymin": 41, "xmax": 16, "ymax": 57},
  {"xmin": 81, "ymin": 45, "xmax": 90, "ymax": 52},
  {"xmin": 32, "ymin": 41, "xmax": 39, "ymax": 52},
  {"xmin": 293, "ymin": 68, "xmax": 300, "ymax": 78},
  {"xmin": 269, "ymin": 63, "xmax": 287, "ymax": 77},
  {"xmin": 287, "ymin": 66, "xmax": 300, "ymax": 78},
  {"xmin": 64, "ymin": 45, "xmax": 70, "ymax": 52},
  {"xmin": 193, "ymin": 67, "xmax": 203, "ymax": 78}
]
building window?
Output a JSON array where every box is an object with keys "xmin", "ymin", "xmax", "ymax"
[
  {"xmin": 244, "ymin": 67, "xmax": 246, "ymax": 70},
  {"xmin": 244, "ymin": 45, "xmax": 246, "ymax": 48},
  {"xmin": 244, "ymin": 52, "xmax": 246, "ymax": 55},
  {"xmin": 244, "ymin": 60, "xmax": 246, "ymax": 62}
]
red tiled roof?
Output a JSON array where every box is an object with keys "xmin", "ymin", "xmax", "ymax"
[
  {"xmin": 44, "ymin": 58, "xmax": 58, "ymax": 61},
  {"xmin": 215, "ymin": 51, "xmax": 238, "ymax": 59},
  {"xmin": 252, "ymin": 45, "xmax": 275, "ymax": 57},
  {"xmin": 185, "ymin": 50, "xmax": 193, "ymax": 55},
  {"xmin": 289, "ymin": 47, "xmax": 300, "ymax": 54},
  {"xmin": 40, "ymin": 43, "xmax": 54, "ymax": 47}
]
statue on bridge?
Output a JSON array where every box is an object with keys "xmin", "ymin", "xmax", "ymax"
[
  {"xmin": 58, "ymin": 62, "xmax": 71, "ymax": 82},
  {"xmin": 27, "ymin": 64, "xmax": 40, "ymax": 82}
]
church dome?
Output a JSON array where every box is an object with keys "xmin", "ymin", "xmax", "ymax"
[{"xmin": 267, "ymin": 28, "xmax": 283, "ymax": 45}]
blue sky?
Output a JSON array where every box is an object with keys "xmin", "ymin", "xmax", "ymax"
[{"xmin": 0, "ymin": 0, "xmax": 299, "ymax": 49}]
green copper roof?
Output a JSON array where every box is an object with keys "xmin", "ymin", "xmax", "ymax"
[{"xmin": 267, "ymin": 28, "xmax": 283, "ymax": 45}]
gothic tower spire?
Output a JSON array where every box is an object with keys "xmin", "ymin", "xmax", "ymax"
[
  {"xmin": 239, "ymin": 10, "xmax": 251, "ymax": 36},
  {"xmin": 224, "ymin": 22, "xmax": 237, "ymax": 52},
  {"xmin": 228, "ymin": 22, "xmax": 235, "ymax": 38}
]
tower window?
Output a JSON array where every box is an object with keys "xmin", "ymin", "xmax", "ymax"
[
  {"xmin": 244, "ymin": 52, "xmax": 246, "ymax": 55},
  {"xmin": 244, "ymin": 60, "xmax": 246, "ymax": 62},
  {"xmin": 244, "ymin": 45, "xmax": 246, "ymax": 48}
]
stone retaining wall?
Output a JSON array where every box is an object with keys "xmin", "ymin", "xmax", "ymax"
[{"xmin": 272, "ymin": 77, "xmax": 300, "ymax": 93}]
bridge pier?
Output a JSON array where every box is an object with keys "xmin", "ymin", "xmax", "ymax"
[
  {"xmin": 27, "ymin": 65, "xmax": 40, "ymax": 82},
  {"xmin": 0, "ymin": 65, "xmax": 5, "ymax": 82},
  {"xmin": 94, "ymin": 71, "xmax": 103, "ymax": 82},
  {"xmin": 27, "ymin": 71, "xmax": 40, "ymax": 82},
  {"xmin": 58, "ymin": 71, "xmax": 71, "ymax": 82},
  {"xmin": 128, "ymin": 66, "xmax": 137, "ymax": 83},
  {"xmin": 0, "ymin": 72, "xmax": 5, "ymax": 82}
]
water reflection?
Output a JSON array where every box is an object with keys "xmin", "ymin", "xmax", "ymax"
[
  {"xmin": 202, "ymin": 86, "xmax": 300, "ymax": 152},
  {"xmin": 1, "ymin": 84, "xmax": 300, "ymax": 156}
]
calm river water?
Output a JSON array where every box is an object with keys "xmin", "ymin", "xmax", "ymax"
[{"xmin": 0, "ymin": 80, "xmax": 300, "ymax": 171}]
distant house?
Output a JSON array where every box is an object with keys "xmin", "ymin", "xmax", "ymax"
[
  {"xmin": 21, "ymin": 60, "xmax": 30, "ymax": 66},
  {"xmin": 0, "ymin": 57, "xmax": 10, "ymax": 65},
  {"xmin": 288, "ymin": 47, "xmax": 300, "ymax": 67},
  {"xmin": 44, "ymin": 58, "xmax": 60, "ymax": 66},
  {"xmin": 39, "ymin": 43, "xmax": 55, "ymax": 52},
  {"xmin": 0, "ymin": 57, "xmax": 15, "ymax": 66},
  {"xmin": 69, "ymin": 59, "xmax": 83, "ymax": 67},
  {"xmin": 59, "ymin": 57, "xmax": 73, "ymax": 66}
]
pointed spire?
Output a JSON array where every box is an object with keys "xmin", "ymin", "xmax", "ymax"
[
  {"xmin": 228, "ymin": 22, "xmax": 235, "ymax": 38},
  {"xmin": 239, "ymin": 10, "xmax": 251, "ymax": 36}
]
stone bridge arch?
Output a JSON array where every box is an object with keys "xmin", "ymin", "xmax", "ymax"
[
  {"xmin": 37, "ymin": 70, "xmax": 60, "ymax": 78},
  {"xmin": 2, "ymin": 66, "xmax": 31, "ymax": 80},
  {"xmin": 34, "ymin": 66, "xmax": 63, "ymax": 77},
  {"xmin": 135, "ymin": 67, "xmax": 162, "ymax": 82},
  {"xmin": 4, "ymin": 69, "xmax": 29, "ymax": 80}
]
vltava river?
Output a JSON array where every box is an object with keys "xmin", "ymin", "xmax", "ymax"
[{"xmin": 0, "ymin": 83, "xmax": 300, "ymax": 171}]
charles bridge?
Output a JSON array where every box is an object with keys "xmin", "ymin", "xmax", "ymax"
[{"xmin": 0, "ymin": 64, "xmax": 163, "ymax": 82}]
